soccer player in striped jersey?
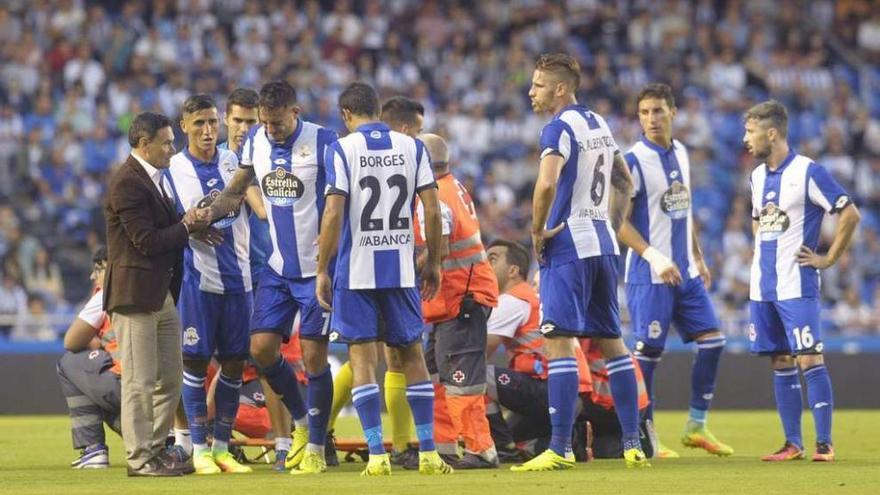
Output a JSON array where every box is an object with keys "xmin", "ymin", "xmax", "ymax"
[
  {"xmin": 514, "ymin": 53, "xmax": 648, "ymax": 471},
  {"xmin": 316, "ymin": 81, "xmax": 452, "ymax": 476},
  {"xmin": 165, "ymin": 94, "xmax": 253, "ymax": 474},
  {"xmin": 209, "ymin": 81, "xmax": 338, "ymax": 475},
  {"xmin": 619, "ymin": 83, "xmax": 732, "ymax": 458},
  {"xmin": 743, "ymin": 100, "xmax": 860, "ymax": 462}
]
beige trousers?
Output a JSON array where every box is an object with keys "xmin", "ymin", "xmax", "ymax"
[{"xmin": 113, "ymin": 292, "xmax": 182, "ymax": 469}]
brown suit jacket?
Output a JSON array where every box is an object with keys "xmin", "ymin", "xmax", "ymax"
[{"xmin": 103, "ymin": 155, "xmax": 189, "ymax": 313}]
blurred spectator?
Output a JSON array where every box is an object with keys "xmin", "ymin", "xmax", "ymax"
[
  {"xmin": 0, "ymin": 272, "xmax": 26, "ymax": 338},
  {"xmin": 23, "ymin": 246, "xmax": 64, "ymax": 305},
  {"xmin": 11, "ymin": 294, "xmax": 55, "ymax": 342}
]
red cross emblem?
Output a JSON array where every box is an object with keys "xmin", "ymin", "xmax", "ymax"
[
  {"xmin": 452, "ymin": 370, "xmax": 465, "ymax": 383},
  {"xmin": 498, "ymin": 373, "xmax": 510, "ymax": 385}
]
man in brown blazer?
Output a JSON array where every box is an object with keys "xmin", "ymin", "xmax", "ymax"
[{"xmin": 104, "ymin": 112, "xmax": 217, "ymax": 476}]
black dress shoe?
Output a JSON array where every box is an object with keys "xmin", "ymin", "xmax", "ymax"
[
  {"xmin": 156, "ymin": 449, "xmax": 195, "ymax": 475},
  {"xmin": 126, "ymin": 457, "xmax": 183, "ymax": 477}
]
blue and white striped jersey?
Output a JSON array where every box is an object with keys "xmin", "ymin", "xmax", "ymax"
[
  {"xmin": 539, "ymin": 104, "xmax": 620, "ymax": 265},
  {"xmin": 623, "ymin": 136, "xmax": 699, "ymax": 284},
  {"xmin": 325, "ymin": 122, "xmax": 436, "ymax": 290},
  {"xmin": 749, "ymin": 151, "xmax": 851, "ymax": 301},
  {"xmin": 167, "ymin": 147, "xmax": 252, "ymax": 294},
  {"xmin": 239, "ymin": 119, "xmax": 337, "ymax": 279}
]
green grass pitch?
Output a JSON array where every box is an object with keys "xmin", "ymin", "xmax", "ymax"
[{"xmin": 0, "ymin": 411, "xmax": 877, "ymax": 494}]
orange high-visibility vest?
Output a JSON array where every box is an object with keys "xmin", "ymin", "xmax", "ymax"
[
  {"xmin": 92, "ymin": 288, "xmax": 121, "ymax": 376},
  {"xmin": 414, "ymin": 173, "xmax": 498, "ymax": 322},
  {"xmin": 503, "ymin": 281, "xmax": 547, "ymax": 378},
  {"xmin": 581, "ymin": 339, "xmax": 649, "ymax": 411}
]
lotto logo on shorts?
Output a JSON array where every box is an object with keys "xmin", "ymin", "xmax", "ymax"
[
  {"xmin": 183, "ymin": 327, "xmax": 200, "ymax": 346},
  {"xmin": 328, "ymin": 331, "xmax": 339, "ymax": 342},
  {"xmin": 539, "ymin": 323, "xmax": 556, "ymax": 334},
  {"xmin": 748, "ymin": 324, "xmax": 756, "ymax": 342}
]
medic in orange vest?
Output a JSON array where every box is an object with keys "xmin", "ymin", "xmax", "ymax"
[{"xmin": 413, "ymin": 134, "xmax": 500, "ymax": 468}]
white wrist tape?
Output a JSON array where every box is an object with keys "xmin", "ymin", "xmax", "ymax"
[{"xmin": 642, "ymin": 246, "xmax": 675, "ymax": 275}]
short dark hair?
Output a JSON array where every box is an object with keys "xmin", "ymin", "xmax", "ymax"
[
  {"xmin": 259, "ymin": 80, "xmax": 297, "ymax": 110},
  {"xmin": 181, "ymin": 93, "xmax": 217, "ymax": 115},
  {"xmin": 488, "ymin": 239, "xmax": 531, "ymax": 279},
  {"xmin": 92, "ymin": 246, "xmax": 107, "ymax": 264},
  {"xmin": 381, "ymin": 96, "xmax": 424, "ymax": 127},
  {"xmin": 744, "ymin": 100, "xmax": 788, "ymax": 138},
  {"xmin": 128, "ymin": 112, "xmax": 173, "ymax": 147},
  {"xmin": 636, "ymin": 83, "xmax": 676, "ymax": 109},
  {"xmin": 226, "ymin": 87, "xmax": 259, "ymax": 112},
  {"xmin": 536, "ymin": 53, "xmax": 581, "ymax": 92},
  {"xmin": 338, "ymin": 81, "xmax": 380, "ymax": 118}
]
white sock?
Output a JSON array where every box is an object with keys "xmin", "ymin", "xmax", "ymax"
[
  {"xmin": 276, "ymin": 436, "xmax": 292, "ymax": 452},
  {"xmin": 212, "ymin": 439, "xmax": 228, "ymax": 455},
  {"xmin": 293, "ymin": 416, "xmax": 308, "ymax": 429},
  {"xmin": 306, "ymin": 443, "xmax": 325, "ymax": 458},
  {"xmin": 174, "ymin": 428, "xmax": 193, "ymax": 455}
]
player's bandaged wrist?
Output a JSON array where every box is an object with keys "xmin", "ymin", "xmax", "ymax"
[{"xmin": 642, "ymin": 246, "xmax": 675, "ymax": 274}]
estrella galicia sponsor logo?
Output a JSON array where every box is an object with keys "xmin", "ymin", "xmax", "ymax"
[
  {"xmin": 758, "ymin": 201, "xmax": 790, "ymax": 240},
  {"xmin": 660, "ymin": 180, "xmax": 690, "ymax": 219},
  {"xmin": 261, "ymin": 166, "xmax": 304, "ymax": 207},
  {"xmin": 196, "ymin": 188, "xmax": 236, "ymax": 228}
]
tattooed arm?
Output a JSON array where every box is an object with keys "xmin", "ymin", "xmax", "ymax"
[
  {"xmin": 609, "ymin": 153, "xmax": 634, "ymax": 231},
  {"xmin": 208, "ymin": 167, "xmax": 255, "ymax": 221}
]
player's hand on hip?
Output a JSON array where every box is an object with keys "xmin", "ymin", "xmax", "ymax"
[
  {"xmin": 643, "ymin": 246, "xmax": 682, "ymax": 286},
  {"xmin": 315, "ymin": 272, "xmax": 333, "ymax": 311},
  {"xmin": 796, "ymin": 245, "xmax": 830, "ymax": 269},
  {"xmin": 696, "ymin": 258, "xmax": 712, "ymax": 289},
  {"xmin": 531, "ymin": 222, "xmax": 565, "ymax": 265},
  {"xmin": 419, "ymin": 261, "xmax": 441, "ymax": 301},
  {"xmin": 190, "ymin": 227, "xmax": 223, "ymax": 247}
]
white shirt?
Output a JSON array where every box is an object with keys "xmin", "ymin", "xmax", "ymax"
[
  {"xmin": 77, "ymin": 290, "xmax": 106, "ymax": 329},
  {"xmin": 486, "ymin": 293, "xmax": 531, "ymax": 339},
  {"xmin": 130, "ymin": 151, "xmax": 169, "ymax": 198}
]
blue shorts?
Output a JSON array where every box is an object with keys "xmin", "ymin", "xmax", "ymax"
[
  {"xmin": 749, "ymin": 298, "xmax": 823, "ymax": 355},
  {"xmin": 539, "ymin": 255, "xmax": 620, "ymax": 338},
  {"xmin": 626, "ymin": 276, "xmax": 719, "ymax": 351},
  {"xmin": 250, "ymin": 269, "xmax": 330, "ymax": 341},
  {"xmin": 178, "ymin": 282, "xmax": 252, "ymax": 361},
  {"xmin": 329, "ymin": 287, "xmax": 424, "ymax": 347}
]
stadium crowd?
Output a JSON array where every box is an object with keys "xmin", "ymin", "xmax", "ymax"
[{"xmin": 1, "ymin": 0, "xmax": 879, "ymax": 341}]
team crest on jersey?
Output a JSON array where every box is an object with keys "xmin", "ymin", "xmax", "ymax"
[
  {"xmin": 183, "ymin": 327, "xmax": 200, "ymax": 346},
  {"xmin": 765, "ymin": 191, "xmax": 776, "ymax": 200},
  {"xmin": 221, "ymin": 160, "xmax": 235, "ymax": 173},
  {"xmin": 758, "ymin": 202, "xmax": 790, "ymax": 240},
  {"xmin": 207, "ymin": 178, "xmax": 218, "ymax": 187},
  {"xmin": 196, "ymin": 189, "xmax": 237, "ymax": 228},
  {"xmin": 297, "ymin": 145, "xmax": 312, "ymax": 158},
  {"xmin": 748, "ymin": 323, "xmax": 756, "ymax": 342},
  {"xmin": 648, "ymin": 320, "xmax": 663, "ymax": 339},
  {"xmin": 261, "ymin": 166, "xmax": 304, "ymax": 206},
  {"xmin": 660, "ymin": 180, "xmax": 690, "ymax": 219},
  {"xmin": 669, "ymin": 170, "xmax": 679, "ymax": 179}
]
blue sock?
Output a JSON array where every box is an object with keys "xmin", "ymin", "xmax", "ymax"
[
  {"xmin": 803, "ymin": 365, "xmax": 833, "ymax": 445},
  {"xmin": 690, "ymin": 336, "xmax": 725, "ymax": 423},
  {"xmin": 213, "ymin": 373, "xmax": 242, "ymax": 447},
  {"xmin": 307, "ymin": 365, "xmax": 333, "ymax": 447},
  {"xmin": 606, "ymin": 354, "xmax": 641, "ymax": 450},
  {"xmin": 634, "ymin": 353, "xmax": 660, "ymax": 422},
  {"xmin": 773, "ymin": 367, "xmax": 803, "ymax": 448},
  {"xmin": 547, "ymin": 358, "xmax": 579, "ymax": 456},
  {"xmin": 352, "ymin": 383, "xmax": 385, "ymax": 455},
  {"xmin": 405, "ymin": 381, "xmax": 436, "ymax": 452},
  {"xmin": 261, "ymin": 356, "xmax": 307, "ymax": 420},
  {"xmin": 182, "ymin": 370, "xmax": 208, "ymax": 447}
]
